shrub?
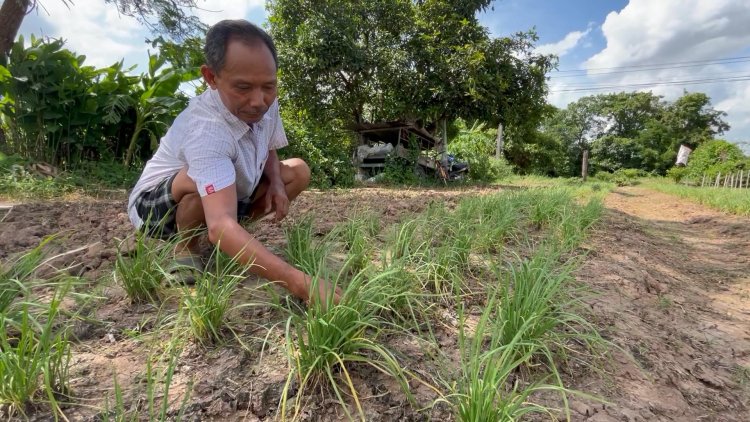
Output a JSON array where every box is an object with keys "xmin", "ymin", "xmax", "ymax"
[{"xmin": 449, "ymin": 119, "xmax": 510, "ymax": 182}]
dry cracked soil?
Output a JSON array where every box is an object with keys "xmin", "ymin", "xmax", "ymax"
[{"xmin": 0, "ymin": 185, "xmax": 748, "ymax": 421}]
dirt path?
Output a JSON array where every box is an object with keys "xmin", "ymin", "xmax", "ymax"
[{"xmin": 569, "ymin": 186, "xmax": 750, "ymax": 421}]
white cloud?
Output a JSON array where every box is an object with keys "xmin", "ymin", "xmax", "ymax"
[
  {"xmin": 193, "ymin": 0, "xmax": 265, "ymax": 26},
  {"xmin": 24, "ymin": 0, "xmax": 267, "ymax": 71},
  {"xmin": 553, "ymin": 0, "xmax": 750, "ymax": 144},
  {"xmin": 35, "ymin": 0, "xmax": 143, "ymax": 68},
  {"xmin": 535, "ymin": 27, "xmax": 591, "ymax": 57}
]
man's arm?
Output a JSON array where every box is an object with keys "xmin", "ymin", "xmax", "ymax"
[
  {"xmin": 201, "ymin": 183, "xmax": 312, "ymax": 301},
  {"xmin": 261, "ymin": 150, "xmax": 290, "ymax": 222}
]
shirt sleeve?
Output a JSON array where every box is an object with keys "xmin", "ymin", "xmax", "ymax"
[
  {"xmin": 269, "ymin": 100, "xmax": 289, "ymax": 150},
  {"xmin": 182, "ymin": 122, "xmax": 237, "ymax": 197}
]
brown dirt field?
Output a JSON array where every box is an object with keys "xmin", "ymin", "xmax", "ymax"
[
  {"xmin": 0, "ymin": 185, "xmax": 748, "ymax": 421},
  {"xmin": 564, "ymin": 186, "xmax": 750, "ymax": 421}
]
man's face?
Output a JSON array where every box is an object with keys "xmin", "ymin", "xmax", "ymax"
[{"xmin": 201, "ymin": 40, "xmax": 278, "ymax": 124}]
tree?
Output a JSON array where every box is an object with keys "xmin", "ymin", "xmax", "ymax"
[
  {"xmin": 268, "ymin": 0, "xmax": 554, "ymax": 134},
  {"xmin": 663, "ymin": 91, "xmax": 729, "ymax": 149},
  {"xmin": 0, "ymin": 0, "xmax": 204, "ymax": 62}
]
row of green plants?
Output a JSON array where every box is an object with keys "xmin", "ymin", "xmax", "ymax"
[
  {"xmin": 644, "ymin": 179, "xmax": 750, "ymax": 216},
  {"xmin": 1, "ymin": 187, "xmax": 607, "ymax": 420}
]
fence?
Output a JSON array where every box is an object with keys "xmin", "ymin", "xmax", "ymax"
[{"xmin": 701, "ymin": 171, "xmax": 750, "ymax": 188}]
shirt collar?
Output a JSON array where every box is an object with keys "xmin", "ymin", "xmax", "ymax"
[{"xmin": 206, "ymin": 89, "xmax": 272, "ymax": 141}]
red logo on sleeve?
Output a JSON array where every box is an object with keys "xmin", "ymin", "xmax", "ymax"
[{"xmin": 205, "ymin": 184, "xmax": 215, "ymax": 195}]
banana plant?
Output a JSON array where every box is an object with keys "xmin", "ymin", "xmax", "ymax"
[{"xmin": 123, "ymin": 52, "xmax": 200, "ymax": 167}]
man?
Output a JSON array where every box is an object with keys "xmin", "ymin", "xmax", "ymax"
[{"xmin": 127, "ymin": 19, "xmax": 339, "ymax": 305}]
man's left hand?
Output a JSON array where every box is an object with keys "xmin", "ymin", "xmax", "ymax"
[{"xmin": 264, "ymin": 180, "xmax": 289, "ymax": 222}]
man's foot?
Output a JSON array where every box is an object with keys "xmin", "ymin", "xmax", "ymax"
[{"xmin": 167, "ymin": 255, "xmax": 205, "ymax": 285}]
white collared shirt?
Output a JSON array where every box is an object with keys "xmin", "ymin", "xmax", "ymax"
[{"xmin": 127, "ymin": 88, "xmax": 288, "ymax": 228}]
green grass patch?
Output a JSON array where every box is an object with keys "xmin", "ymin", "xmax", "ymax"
[{"xmin": 644, "ymin": 179, "xmax": 750, "ymax": 215}]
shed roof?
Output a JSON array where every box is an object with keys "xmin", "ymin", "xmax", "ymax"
[{"xmin": 352, "ymin": 121, "xmax": 440, "ymax": 150}]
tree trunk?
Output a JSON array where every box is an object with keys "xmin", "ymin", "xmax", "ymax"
[
  {"xmin": 581, "ymin": 149, "xmax": 589, "ymax": 182},
  {"xmin": 495, "ymin": 123, "xmax": 503, "ymax": 158},
  {"xmin": 0, "ymin": 0, "xmax": 31, "ymax": 62}
]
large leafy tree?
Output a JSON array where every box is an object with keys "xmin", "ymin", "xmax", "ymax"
[
  {"xmin": 0, "ymin": 0, "xmax": 204, "ymax": 63},
  {"xmin": 539, "ymin": 91, "xmax": 730, "ymax": 176},
  {"xmin": 268, "ymin": 0, "xmax": 414, "ymax": 125},
  {"xmin": 268, "ymin": 0, "xmax": 554, "ymax": 134},
  {"xmin": 662, "ymin": 92, "xmax": 729, "ymax": 148}
]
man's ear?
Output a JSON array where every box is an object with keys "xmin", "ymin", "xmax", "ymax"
[{"xmin": 201, "ymin": 65, "xmax": 218, "ymax": 89}]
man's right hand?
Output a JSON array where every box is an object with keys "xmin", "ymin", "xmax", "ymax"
[{"xmin": 293, "ymin": 272, "xmax": 342, "ymax": 308}]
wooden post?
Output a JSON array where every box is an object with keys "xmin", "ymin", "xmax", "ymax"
[
  {"xmin": 740, "ymin": 170, "xmax": 744, "ymax": 188},
  {"xmin": 715, "ymin": 172, "xmax": 721, "ymax": 187},
  {"xmin": 581, "ymin": 150, "xmax": 589, "ymax": 182},
  {"xmin": 701, "ymin": 174, "xmax": 706, "ymax": 187},
  {"xmin": 495, "ymin": 123, "xmax": 504, "ymax": 159}
]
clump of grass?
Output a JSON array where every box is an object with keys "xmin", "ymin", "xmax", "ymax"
[
  {"xmin": 180, "ymin": 248, "xmax": 246, "ymax": 345},
  {"xmin": 554, "ymin": 198, "xmax": 604, "ymax": 250},
  {"xmin": 284, "ymin": 217, "xmax": 329, "ymax": 275},
  {"xmin": 389, "ymin": 219, "xmax": 423, "ymax": 262},
  {"xmin": 281, "ymin": 263, "xmax": 414, "ymax": 420},
  {"xmin": 644, "ymin": 179, "xmax": 750, "ymax": 216},
  {"xmin": 0, "ymin": 283, "xmax": 72, "ymax": 419},
  {"xmin": 526, "ymin": 188, "xmax": 574, "ymax": 228},
  {"xmin": 114, "ymin": 229, "xmax": 174, "ymax": 303},
  {"xmin": 455, "ymin": 195, "xmax": 520, "ymax": 253}
]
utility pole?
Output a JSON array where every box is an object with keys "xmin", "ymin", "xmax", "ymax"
[
  {"xmin": 495, "ymin": 123, "xmax": 504, "ymax": 158},
  {"xmin": 582, "ymin": 150, "xmax": 589, "ymax": 182}
]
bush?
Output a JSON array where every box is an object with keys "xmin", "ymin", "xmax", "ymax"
[
  {"xmin": 278, "ymin": 113, "xmax": 355, "ymax": 188},
  {"xmin": 666, "ymin": 166, "xmax": 688, "ymax": 182},
  {"xmin": 682, "ymin": 140, "xmax": 747, "ymax": 182},
  {"xmin": 449, "ymin": 119, "xmax": 511, "ymax": 182}
]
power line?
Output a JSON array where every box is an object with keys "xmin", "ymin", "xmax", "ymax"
[
  {"xmin": 553, "ymin": 70, "xmax": 750, "ymax": 88},
  {"xmin": 549, "ymin": 58, "xmax": 750, "ymax": 79},
  {"xmin": 550, "ymin": 75, "xmax": 750, "ymax": 93},
  {"xmin": 552, "ymin": 55, "xmax": 750, "ymax": 74}
]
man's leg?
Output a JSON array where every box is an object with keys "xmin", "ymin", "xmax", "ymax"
[
  {"xmin": 170, "ymin": 168, "xmax": 206, "ymax": 257},
  {"xmin": 245, "ymin": 158, "xmax": 311, "ymax": 221}
]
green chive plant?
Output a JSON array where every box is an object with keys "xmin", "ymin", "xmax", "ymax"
[
  {"xmin": 281, "ymin": 262, "xmax": 415, "ymax": 421},
  {"xmin": 0, "ymin": 282, "xmax": 72, "ymax": 419},
  {"xmin": 113, "ymin": 227, "xmax": 176, "ymax": 304},
  {"xmin": 284, "ymin": 217, "xmax": 330, "ymax": 275},
  {"xmin": 179, "ymin": 247, "xmax": 247, "ymax": 345}
]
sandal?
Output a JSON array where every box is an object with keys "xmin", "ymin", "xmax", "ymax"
[{"xmin": 167, "ymin": 255, "xmax": 205, "ymax": 285}]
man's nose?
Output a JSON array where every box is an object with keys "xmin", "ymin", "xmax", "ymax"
[{"xmin": 247, "ymin": 88, "xmax": 264, "ymax": 108}]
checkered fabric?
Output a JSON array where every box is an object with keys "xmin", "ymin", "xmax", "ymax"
[{"xmin": 133, "ymin": 174, "xmax": 261, "ymax": 240}]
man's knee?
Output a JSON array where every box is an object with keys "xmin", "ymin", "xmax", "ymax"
[{"xmin": 286, "ymin": 158, "xmax": 311, "ymax": 188}]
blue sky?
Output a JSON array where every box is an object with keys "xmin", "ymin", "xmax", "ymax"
[{"xmin": 15, "ymin": 0, "xmax": 750, "ymax": 150}]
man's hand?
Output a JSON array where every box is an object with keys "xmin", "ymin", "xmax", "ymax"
[{"xmin": 262, "ymin": 179, "xmax": 289, "ymax": 222}]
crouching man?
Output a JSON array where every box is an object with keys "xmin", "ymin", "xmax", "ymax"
[{"xmin": 127, "ymin": 19, "xmax": 340, "ymax": 305}]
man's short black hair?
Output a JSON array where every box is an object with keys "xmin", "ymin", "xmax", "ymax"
[{"xmin": 204, "ymin": 20, "xmax": 278, "ymax": 72}]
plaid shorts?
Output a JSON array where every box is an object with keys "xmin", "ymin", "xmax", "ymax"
[{"xmin": 133, "ymin": 173, "xmax": 257, "ymax": 240}]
